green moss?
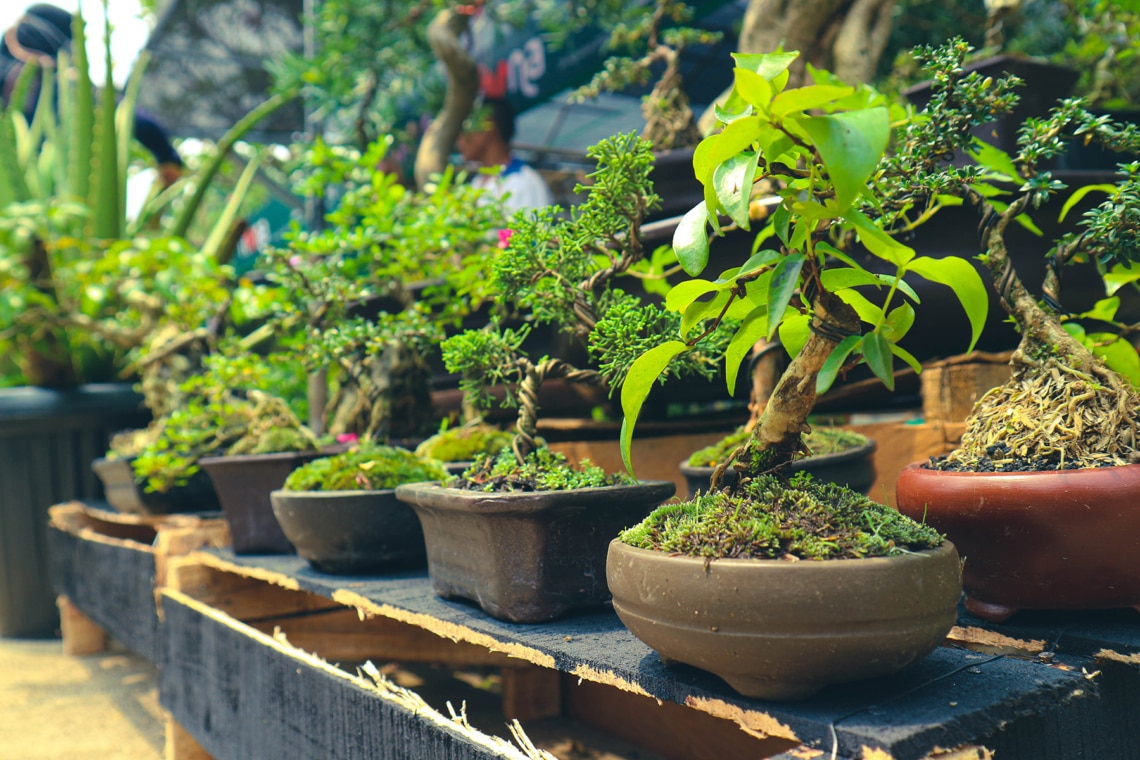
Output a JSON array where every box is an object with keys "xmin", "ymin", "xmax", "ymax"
[
  {"xmin": 284, "ymin": 444, "xmax": 447, "ymax": 492},
  {"xmin": 451, "ymin": 446, "xmax": 635, "ymax": 492},
  {"xmin": 619, "ymin": 471, "xmax": 942, "ymax": 560},
  {"xmin": 230, "ymin": 427, "xmax": 317, "ymax": 456},
  {"xmin": 686, "ymin": 426, "xmax": 868, "ymax": 467},
  {"xmin": 414, "ymin": 424, "xmax": 513, "ymax": 463}
]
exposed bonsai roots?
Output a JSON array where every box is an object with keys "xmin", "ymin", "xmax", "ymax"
[{"xmin": 942, "ymin": 335, "xmax": 1140, "ymax": 470}]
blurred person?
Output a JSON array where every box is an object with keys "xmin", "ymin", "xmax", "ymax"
[{"xmin": 457, "ymin": 95, "xmax": 553, "ymax": 213}]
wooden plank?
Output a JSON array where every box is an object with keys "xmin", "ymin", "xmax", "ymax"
[
  {"xmin": 564, "ymin": 676, "xmax": 800, "ymax": 759},
  {"xmin": 243, "ymin": 606, "xmax": 517, "ymax": 667},
  {"xmin": 190, "ymin": 550, "xmax": 1097, "ymax": 760},
  {"xmin": 57, "ymin": 594, "xmax": 106, "ymax": 655},
  {"xmin": 502, "ymin": 665, "xmax": 561, "ymax": 722},
  {"xmin": 921, "ymin": 354, "xmax": 1012, "ymax": 426},
  {"xmin": 158, "ymin": 589, "xmax": 558, "ymax": 760},
  {"xmin": 164, "ymin": 558, "xmax": 341, "ymax": 622}
]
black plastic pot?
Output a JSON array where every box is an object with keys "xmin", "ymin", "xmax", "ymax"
[{"xmin": 0, "ymin": 384, "xmax": 148, "ymax": 637}]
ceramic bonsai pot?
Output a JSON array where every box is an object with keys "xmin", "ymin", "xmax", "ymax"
[
  {"xmin": 895, "ymin": 462, "xmax": 1140, "ymax": 622},
  {"xmin": 394, "ymin": 480, "xmax": 676, "ymax": 623},
  {"xmin": 606, "ymin": 539, "xmax": 961, "ymax": 700},
  {"xmin": 270, "ymin": 489, "xmax": 426, "ymax": 574},
  {"xmin": 199, "ymin": 451, "xmax": 326, "ymax": 555},
  {"xmin": 92, "ymin": 456, "xmax": 221, "ymax": 515},
  {"xmin": 679, "ymin": 439, "xmax": 878, "ymax": 498}
]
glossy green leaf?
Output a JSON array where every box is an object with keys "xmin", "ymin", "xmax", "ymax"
[
  {"xmin": 772, "ymin": 203, "xmax": 791, "ymax": 247},
  {"xmin": 766, "ymin": 253, "xmax": 805, "ymax": 338},
  {"xmin": 820, "ymin": 267, "xmax": 880, "ymax": 292},
  {"xmin": 693, "ymin": 117, "xmax": 762, "ymax": 186},
  {"xmin": 725, "ymin": 309, "xmax": 769, "ymax": 393},
  {"xmin": 738, "ymin": 248, "xmax": 781, "ymax": 277},
  {"xmin": 1105, "ymin": 263, "xmax": 1140, "ymax": 296},
  {"xmin": 681, "ymin": 290, "xmax": 731, "ymax": 338},
  {"xmin": 906, "ymin": 256, "xmax": 989, "ymax": 352},
  {"xmin": 778, "ymin": 312, "xmax": 811, "ymax": 359},
  {"xmin": 795, "ymin": 107, "xmax": 889, "ymax": 210},
  {"xmin": 883, "ymin": 302, "xmax": 916, "ymax": 341},
  {"xmin": 816, "ymin": 334, "xmax": 862, "ymax": 394},
  {"xmin": 665, "ymin": 278, "xmax": 724, "ymax": 313},
  {"xmin": 1078, "ymin": 296, "xmax": 1121, "ymax": 322},
  {"xmin": 836, "ymin": 288, "xmax": 883, "ymax": 324},
  {"xmin": 731, "ymin": 51, "xmax": 799, "ymax": 80},
  {"xmin": 890, "ymin": 342, "xmax": 923, "ymax": 374},
  {"xmin": 620, "ymin": 341, "xmax": 691, "ymax": 474},
  {"xmin": 1089, "ymin": 334, "xmax": 1140, "ymax": 387},
  {"xmin": 848, "ymin": 208, "xmax": 915, "ymax": 266},
  {"xmin": 713, "ymin": 151, "xmax": 760, "ymax": 229},
  {"xmin": 862, "ymin": 330, "xmax": 895, "ymax": 390},
  {"xmin": 673, "ymin": 202, "xmax": 710, "ymax": 276},
  {"xmin": 732, "ymin": 68, "xmax": 773, "ymax": 110},
  {"xmin": 1059, "ymin": 183, "xmax": 1116, "ymax": 222},
  {"xmin": 771, "ymin": 84, "xmax": 854, "ymax": 117}
]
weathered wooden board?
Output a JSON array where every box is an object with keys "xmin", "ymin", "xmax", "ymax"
[
  {"xmin": 185, "ymin": 550, "xmax": 1103, "ymax": 760},
  {"xmin": 159, "ymin": 590, "xmax": 560, "ymax": 760}
]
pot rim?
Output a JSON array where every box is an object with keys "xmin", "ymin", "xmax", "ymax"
[
  {"xmin": 608, "ymin": 537, "xmax": 958, "ymax": 570},
  {"xmin": 396, "ymin": 478, "xmax": 674, "ymax": 497},
  {"xmin": 899, "ymin": 460, "xmax": 1140, "ymax": 478},
  {"xmin": 199, "ymin": 449, "xmax": 323, "ymax": 466},
  {"xmin": 680, "ymin": 439, "xmax": 877, "ymax": 474},
  {"xmin": 271, "ymin": 487, "xmax": 399, "ymax": 499}
]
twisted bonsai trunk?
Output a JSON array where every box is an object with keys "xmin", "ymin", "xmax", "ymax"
[{"xmin": 512, "ymin": 358, "xmax": 603, "ymax": 461}]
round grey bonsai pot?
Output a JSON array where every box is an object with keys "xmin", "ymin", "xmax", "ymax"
[
  {"xmin": 607, "ymin": 539, "xmax": 962, "ymax": 701},
  {"xmin": 394, "ymin": 480, "xmax": 675, "ymax": 623},
  {"xmin": 270, "ymin": 488, "xmax": 427, "ymax": 574},
  {"xmin": 679, "ymin": 439, "xmax": 878, "ymax": 498}
]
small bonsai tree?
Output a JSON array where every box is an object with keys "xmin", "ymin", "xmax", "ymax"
[
  {"xmin": 283, "ymin": 444, "xmax": 446, "ymax": 492},
  {"xmin": 263, "ymin": 138, "xmax": 508, "ymax": 440},
  {"xmin": 441, "ymin": 131, "xmax": 728, "ymax": 488},
  {"xmin": 610, "ymin": 44, "xmax": 1017, "ymax": 559}
]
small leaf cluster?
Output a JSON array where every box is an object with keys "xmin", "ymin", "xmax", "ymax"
[
  {"xmin": 619, "ymin": 471, "xmax": 943, "ymax": 561},
  {"xmin": 283, "ymin": 443, "xmax": 446, "ymax": 492},
  {"xmin": 440, "ymin": 322, "xmax": 531, "ymax": 413}
]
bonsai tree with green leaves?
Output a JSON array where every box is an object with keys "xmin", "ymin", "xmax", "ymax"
[
  {"xmin": 263, "ymin": 137, "xmax": 508, "ymax": 441},
  {"xmin": 611, "ymin": 43, "xmax": 1006, "ymax": 558},
  {"xmin": 441, "ymin": 130, "xmax": 729, "ymax": 487}
]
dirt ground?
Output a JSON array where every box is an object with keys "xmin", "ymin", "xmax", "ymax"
[{"xmin": 0, "ymin": 636, "xmax": 163, "ymax": 760}]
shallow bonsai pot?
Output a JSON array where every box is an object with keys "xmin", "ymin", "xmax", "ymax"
[
  {"xmin": 200, "ymin": 450, "xmax": 326, "ymax": 555},
  {"xmin": 92, "ymin": 456, "xmax": 221, "ymax": 515},
  {"xmin": 270, "ymin": 489, "xmax": 426, "ymax": 574},
  {"xmin": 606, "ymin": 540, "xmax": 961, "ymax": 700},
  {"xmin": 896, "ymin": 462, "xmax": 1140, "ymax": 622},
  {"xmin": 394, "ymin": 480, "xmax": 676, "ymax": 623},
  {"xmin": 679, "ymin": 439, "xmax": 877, "ymax": 498}
]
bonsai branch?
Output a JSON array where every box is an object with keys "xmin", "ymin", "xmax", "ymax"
[{"xmin": 512, "ymin": 357, "xmax": 603, "ymax": 461}]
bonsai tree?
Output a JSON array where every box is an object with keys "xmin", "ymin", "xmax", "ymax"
[
  {"xmin": 614, "ymin": 43, "xmax": 1000, "ymax": 535},
  {"xmin": 263, "ymin": 137, "xmax": 508, "ymax": 440},
  {"xmin": 441, "ymin": 130, "xmax": 729, "ymax": 486}
]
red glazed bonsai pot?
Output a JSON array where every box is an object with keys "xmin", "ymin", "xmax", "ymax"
[{"xmin": 895, "ymin": 461, "xmax": 1140, "ymax": 622}]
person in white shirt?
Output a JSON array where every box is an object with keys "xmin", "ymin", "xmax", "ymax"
[{"xmin": 457, "ymin": 96, "xmax": 554, "ymax": 214}]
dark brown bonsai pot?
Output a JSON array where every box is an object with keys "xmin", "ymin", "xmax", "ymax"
[
  {"xmin": 606, "ymin": 540, "xmax": 961, "ymax": 700},
  {"xmin": 896, "ymin": 462, "xmax": 1140, "ymax": 622},
  {"xmin": 270, "ymin": 489, "xmax": 426, "ymax": 574},
  {"xmin": 394, "ymin": 480, "xmax": 675, "ymax": 623},
  {"xmin": 199, "ymin": 451, "xmax": 326, "ymax": 555},
  {"xmin": 92, "ymin": 456, "xmax": 221, "ymax": 515},
  {"xmin": 679, "ymin": 439, "xmax": 878, "ymax": 498}
]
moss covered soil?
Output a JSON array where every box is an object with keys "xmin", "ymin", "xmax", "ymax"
[
  {"xmin": 450, "ymin": 446, "xmax": 635, "ymax": 492},
  {"xmin": 284, "ymin": 443, "xmax": 446, "ymax": 492}
]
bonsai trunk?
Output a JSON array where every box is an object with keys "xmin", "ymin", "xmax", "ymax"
[
  {"xmin": 414, "ymin": 9, "xmax": 478, "ymax": 191},
  {"xmin": 512, "ymin": 358, "xmax": 603, "ymax": 461},
  {"xmin": 720, "ymin": 290, "xmax": 860, "ymax": 485},
  {"xmin": 20, "ymin": 238, "xmax": 78, "ymax": 387},
  {"xmin": 948, "ymin": 198, "xmax": 1140, "ymax": 467}
]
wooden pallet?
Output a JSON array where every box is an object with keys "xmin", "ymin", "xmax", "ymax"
[
  {"xmin": 47, "ymin": 501, "xmax": 229, "ymax": 659},
  {"xmin": 157, "ymin": 549, "xmax": 1140, "ymax": 760}
]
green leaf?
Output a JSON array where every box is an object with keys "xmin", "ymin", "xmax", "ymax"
[
  {"xmin": 714, "ymin": 102, "xmax": 754, "ymax": 124},
  {"xmin": 778, "ymin": 312, "xmax": 811, "ymax": 358},
  {"xmin": 725, "ymin": 309, "xmax": 769, "ymax": 394},
  {"xmin": 883, "ymin": 302, "xmax": 916, "ymax": 342},
  {"xmin": 795, "ymin": 107, "xmax": 889, "ymax": 210},
  {"xmin": 714, "ymin": 151, "xmax": 760, "ymax": 229},
  {"xmin": 1105, "ymin": 263, "xmax": 1140, "ymax": 296},
  {"xmin": 1058, "ymin": 183, "xmax": 1116, "ymax": 222},
  {"xmin": 766, "ymin": 253, "xmax": 805, "ymax": 338},
  {"xmin": 732, "ymin": 69, "xmax": 773, "ymax": 110},
  {"xmin": 773, "ymin": 203, "xmax": 791, "ymax": 247},
  {"xmin": 673, "ymin": 202, "xmax": 710, "ymax": 276},
  {"xmin": 905, "ymin": 256, "xmax": 989, "ymax": 352},
  {"xmin": 1077, "ymin": 296, "xmax": 1120, "ymax": 322},
  {"xmin": 820, "ymin": 266, "xmax": 881, "ymax": 292},
  {"xmin": 862, "ymin": 330, "xmax": 895, "ymax": 391},
  {"xmin": 816, "ymin": 334, "xmax": 862, "ymax": 394},
  {"xmin": 1088, "ymin": 334, "xmax": 1140, "ymax": 387},
  {"xmin": 665, "ymin": 278, "xmax": 724, "ymax": 313},
  {"xmin": 737, "ymin": 248, "xmax": 781, "ymax": 277},
  {"xmin": 771, "ymin": 84, "xmax": 855, "ymax": 117},
  {"xmin": 890, "ymin": 342, "xmax": 923, "ymax": 374},
  {"xmin": 848, "ymin": 207, "xmax": 915, "ymax": 266},
  {"xmin": 731, "ymin": 51, "xmax": 799, "ymax": 80},
  {"xmin": 693, "ymin": 116, "xmax": 762, "ymax": 186},
  {"xmin": 966, "ymin": 137, "xmax": 1020, "ymax": 180},
  {"xmin": 837, "ymin": 288, "xmax": 883, "ymax": 324},
  {"xmin": 681, "ymin": 290, "xmax": 731, "ymax": 338},
  {"xmin": 619, "ymin": 341, "xmax": 691, "ymax": 474}
]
